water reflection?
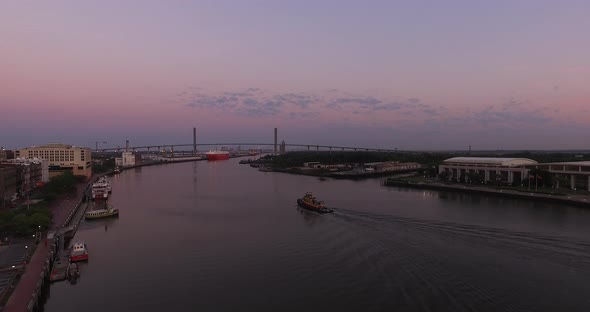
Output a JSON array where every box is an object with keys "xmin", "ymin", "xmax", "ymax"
[
  {"xmin": 82, "ymin": 216, "xmax": 119, "ymax": 232},
  {"xmin": 43, "ymin": 160, "xmax": 590, "ymax": 312},
  {"xmin": 297, "ymin": 207, "xmax": 325, "ymax": 227}
]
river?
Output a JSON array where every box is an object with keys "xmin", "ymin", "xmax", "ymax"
[{"xmin": 42, "ymin": 159, "xmax": 590, "ymax": 311}]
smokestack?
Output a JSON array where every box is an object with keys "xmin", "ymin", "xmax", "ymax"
[
  {"xmin": 193, "ymin": 127, "xmax": 197, "ymax": 156},
  {"xmin": 125, "ymin": 140, "xmax": 129, "ymax": 152},
  {"xmin": 274, "ymin": 128, "xmax": 278, "ymax": 155}
]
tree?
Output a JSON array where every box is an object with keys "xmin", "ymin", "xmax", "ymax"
[
  {"xmin": 439, "ymin": 171, "xmax": 450, "ymax": 182},
  {"xmin": 528, "ymin": 168, "xmax": 552, "ymax": 189}
]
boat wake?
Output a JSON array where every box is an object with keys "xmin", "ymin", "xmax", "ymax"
[{"xmin": 310, "ymin": 208, "xmax": 590, "ymax": 312}]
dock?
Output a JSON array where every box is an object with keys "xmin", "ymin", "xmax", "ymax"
[{"xmin": 49, "ymin": 255, "xmax": 69, "ymax": 282}]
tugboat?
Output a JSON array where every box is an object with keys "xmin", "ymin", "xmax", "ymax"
[
  {"xmin": 70, "ymin": 242, "xmax": 89, "ymax": 262},
  {"xmin": 297, "ymin": 192, "xmax": 334, "ymax": 213}
]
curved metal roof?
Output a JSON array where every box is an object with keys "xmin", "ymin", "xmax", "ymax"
[{"xmin": 443, "ymin": 157, "xmax": 538, "ymax": 167}]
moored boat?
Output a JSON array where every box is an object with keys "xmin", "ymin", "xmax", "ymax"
[
  {"xmin": 205, "ymin": 150, "xmax": 230, "ymax": 161},
  {"xmin": 85, "ymin": 205, "xmax": 119, "ymax": 219},
  {"xmin": 67, "ymin": 262, "xmax": 80, "ymax": 280},
  {"xmin": 70, "ymin": 242, "xmax": 89, "ymax": 262},
  {"xmin": 91, "ymin": 177, "xmax": 111, "ymax": 200},
  {"xmin": 113, "ymin": 167, "xmax": 121, "ymax": 174},
  {"xmin": 297, "ymin": 192, "xmax": 334, "ymax": 213}
]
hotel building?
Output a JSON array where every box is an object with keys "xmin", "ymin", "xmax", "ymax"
[{"xmin": 15, "ymin": 143, "xmax": 92, "ymax": 178}]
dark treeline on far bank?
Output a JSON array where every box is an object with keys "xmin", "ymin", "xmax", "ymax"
[{"xmin": 271, "ymin": 151, "xmax": 590, "ymax": 168}]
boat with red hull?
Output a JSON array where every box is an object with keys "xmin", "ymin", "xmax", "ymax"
[
  {"xmin": 206, "ymin": 150, "xmax": 230, "ymax": 161},
  {"xmin": 297, "ymin": 192, "xmax": 334, "ymax": 213},
  {"xmin": 70, "ymin": 242, "xmax": 89, "ymax": 262}
]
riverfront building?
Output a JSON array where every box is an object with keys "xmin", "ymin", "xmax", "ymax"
[
  {"xmin": 0, "ymin": 166, "xmax": 17, "ymax": 206},
  {"xmin": 115, "ymin": 151, "xmax": 142, "ymax": 167},
  {"xmin": 1, "ymin": 158, "xmax": 50, "ymax": 198},
  {"xmin": 15, "ymin": 143, "xmax": 92, "ymax": 178},
  {"xmin": 534, "ymin": 161, "xmax": 590, "ymax": 191},
  {"xmin": 0, "ymin": 149, "xmax": 14, "ymax": 161},
  {"xmin": 439, "ymin": 157, "xmax": 537, "ymax": 184},
  {"xmin": 280, "ymin": 141, "xmax": 286, "ymax": 154}
]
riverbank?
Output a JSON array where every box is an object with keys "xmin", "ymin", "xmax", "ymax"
[
  {"xmin": 266, "ymin": 167, "xmax": 418, "ymax": 180},
  {"xmin": 385, "ymin": 179, "xmax": 590, "ymax": 207},
  {"xmin": 107, "ymin": 155, "xmax": 250, "ymax": 175},
  {"xmin": 2, "ymin": 178, "xmax": 93, "ymax": 312}
]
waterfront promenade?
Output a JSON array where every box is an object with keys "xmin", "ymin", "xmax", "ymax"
[{"xmin": 3, "ymin": 182, "xmax": 90, "ymax": 312}]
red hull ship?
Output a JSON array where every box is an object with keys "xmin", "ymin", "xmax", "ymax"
[{"xmin": 206, "ymin": 150, "xmax": 230, "ymax": 161}]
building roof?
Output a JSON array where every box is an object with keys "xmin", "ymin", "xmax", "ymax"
[
  {"xmin": 20, "ymin": 143, "xmax": 88, "ymax": 150},
  {"xmin": 540, "ymin": 161, "xmax": 590, "ymax": 166},
  {"xmin": 443, "ymin": 157, "xmax": 538, "ymax": 167}
]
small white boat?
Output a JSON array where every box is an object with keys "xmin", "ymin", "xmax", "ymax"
[{"xmin": 70, "ymin": 242, "xmax": 89, "ymax": 262}]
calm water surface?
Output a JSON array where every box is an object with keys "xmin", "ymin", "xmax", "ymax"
[{"xmin": 43, "ymin": 159, "xmax": 590, "ymax": 311}]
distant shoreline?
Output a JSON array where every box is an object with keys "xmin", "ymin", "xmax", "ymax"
[
  {"xmin": 264, "ymin": 167, "xmax": 416, "ymax": 180},
  {"xmin": 103, "ymin": 156, "xmax": 217, "ymax": 175},
  {"xmin": 384, "ymin": 179, "xmax": 590, "ymax": 208}
]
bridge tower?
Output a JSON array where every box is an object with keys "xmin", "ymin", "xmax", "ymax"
[
  {"xmin": 274, "ymin": 128, "xmax": 278, "ymax": 155},
  {"xmin": 193, "ymin": 127, "xmax": 197, "ymax": 156}
]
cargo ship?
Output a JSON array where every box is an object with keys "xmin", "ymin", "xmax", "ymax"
[
  {"xmin": 297, "ymin": 192, "xmax": 334, "ymax": 213},
  {"xmin": 205, "ymin": 150, "xmax": 230, "ymax": 161}
]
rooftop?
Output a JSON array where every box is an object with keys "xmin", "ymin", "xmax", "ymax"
[
  {"xmin": 20, "ymin": 143, "xmax": 88, "ymax": 150},
  {"xmin": 443, "ymin": 157, "xmax": 538, "ymax": 167},
  {"xmin": 540, "ymin": 161, "xmax": 590, "ymax": 166}
]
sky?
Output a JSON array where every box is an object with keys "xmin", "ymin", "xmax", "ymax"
[{"xmin": 1, "ymin": 0, "xmax": 589, "ymax": 150}]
